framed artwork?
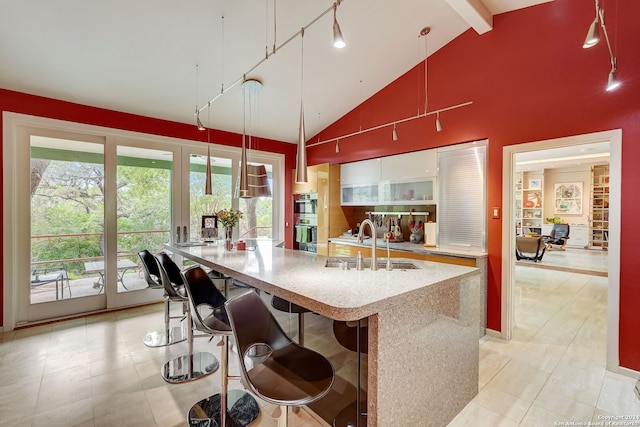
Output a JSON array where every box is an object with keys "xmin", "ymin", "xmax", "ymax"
[
  {"xmin": 554, "ymin": 182, "xmax": 582, "ymax": 214},
  {"xmin": 201, "ymin": 215, "xmax": 218, "ymax": 241},
  {"xmin": 528, "ymin": 179, "xmax": 541, "ymax": 189}
]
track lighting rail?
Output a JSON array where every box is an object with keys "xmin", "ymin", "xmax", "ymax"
[
  {"xmin": 308, "ymin": 100, "xmax": 473, "ymax": 148},
  {"xmin": 197, "ymin": 1, "xmax": 346, "ymax": 116}
]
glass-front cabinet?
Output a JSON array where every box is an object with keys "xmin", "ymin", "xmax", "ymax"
[
  {"xmin": 380, "ymin": 178, "xmax": 436, "ymax": 204},
  {"xmin": 341, "ymin": 183, "xmax": 379, "ymax": 205}
]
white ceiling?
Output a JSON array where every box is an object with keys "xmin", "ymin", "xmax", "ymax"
[{"xmin": 0, "ymin": 0, "xmax": 551, "ymax": 144}]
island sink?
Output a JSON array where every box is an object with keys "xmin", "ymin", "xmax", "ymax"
[{"xmin": 324, "ymin": 257, "xmax": 420, "ymax": 270}]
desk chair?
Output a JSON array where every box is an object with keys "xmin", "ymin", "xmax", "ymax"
[
  {"xmin": 515, "ymin": 236, "xmax": 546, "ymax": 262},
  {"xmin": 156, "ymin": 254, "xmax": 219, "ymax": 384},
  {"xmin": 182, "ymin": 266, "xmax": 260, "ymax": 427},
  {"xmin": 543, "ymin": 223, "xmax": 570, "ymax": 250},
  {"xmin": 140, "ymin": 250, "xmax": 187, "ymax": 348},
  {"xmin": 225, "ymin": 290, "xmax": 334, "ymax": 427}
]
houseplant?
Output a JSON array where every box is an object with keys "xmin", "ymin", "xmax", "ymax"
[{"xmin": 216, "ymin": 209, "xmax": 243, "ymax": 250}]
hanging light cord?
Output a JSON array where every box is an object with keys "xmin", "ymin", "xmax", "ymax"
[
  {"xmin": 300, "ymin": 27, "xmax": 305, "ymax": 103},
  {"xmin": 198, "ymin": 0, "xmax": 346, "ymax": 115}
]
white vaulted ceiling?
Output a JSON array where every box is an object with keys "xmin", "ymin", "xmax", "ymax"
[{"xmin": 0, "ymin": 0, "xmax": 551, "ymax": 143}]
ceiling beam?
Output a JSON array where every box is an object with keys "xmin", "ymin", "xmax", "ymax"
[{"xmin": 446, "ymin": 0, "xmax": 493, "ymax": 34}]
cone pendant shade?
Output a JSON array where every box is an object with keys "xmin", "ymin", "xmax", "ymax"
[
  {"xmin": 239, "ymin": 135, "xmax": 249, "ymax": 198},
  {"xmin": 295, "ymin": 100, "xmax": 308, "ymax": 183},
  {"xmin": 204, "ymin": 144, "xmax": 212, "ymax": 195}
]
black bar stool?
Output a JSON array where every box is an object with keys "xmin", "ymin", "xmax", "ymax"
[
  {"xmin": 156, "ymin": 253, "xmax": 219, "ymax": 384},
  {"xmin": 181, "ymin": 266, "xmax": 260, "ymax": 427},
  {"xmin": 139, "ymin": 250, "xmax": 187, "ymax": 347},
  {"xmin": 225, "ymin": 290, "xmax": 335, "ymax": 427}
]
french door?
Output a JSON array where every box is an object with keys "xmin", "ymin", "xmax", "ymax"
[
  {"xmin": 10, "ymin": 126, "xmax": 180, "ymax": 324},
  {"xmin": 4, "ymin": 113, "xmax": 283, "ymax": 328}
]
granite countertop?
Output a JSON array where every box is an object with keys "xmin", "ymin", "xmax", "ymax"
[
  {"xmin": 167, "ymin": 241, "xmax": 479, "ymax": 321},
  {"xmin": 329, "ymin": 236, "xmax": 487, "ymax": 259}
]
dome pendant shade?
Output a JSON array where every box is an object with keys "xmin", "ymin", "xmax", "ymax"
[{"xmin": 295, "ymin": 100, "xmax": 308, "ymax": 183}]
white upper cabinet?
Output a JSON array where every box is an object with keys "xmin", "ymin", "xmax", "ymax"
[
  {"xmin": 340, "ymin": 158, "xmax": 381, "ymax": 185},
  {"xmin": 340, "ymin": 150, "xmax": 438, "ymax": 206},
  {"xmin": 380, "ymin": 149, "xmax": 437, "ymax": 181}
]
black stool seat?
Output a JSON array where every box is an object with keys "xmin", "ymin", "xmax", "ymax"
[
  {"xmin": 140, "ymin": 250, "xmax": 187, "ymax": 348},
  {"xmin": 333, "ymin": 320, "xmax": 369, "ymax": 354},
  {"xmin": 225, "ymin": 290, "xmax": 334, "ymax": 426},
  {"xmin": 182, "ymin": 266, "xmax": 260, "ymax": 427}
]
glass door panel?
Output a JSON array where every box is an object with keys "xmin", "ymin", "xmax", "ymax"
[
  {"xmin": 30, "ymin": 135, "xmax": 106, "ymax": 306},
  {"xmin": 187, "ymin": 151, "xmax": 233, "ymax": 243},
  {"xmin": 115, "ymin": 145, "xmax": 173, "ymax": 293}
]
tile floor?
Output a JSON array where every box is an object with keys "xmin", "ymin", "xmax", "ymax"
[{"xmin": 2, "ymin": 260, "xmax": 639, "ymax": 427}]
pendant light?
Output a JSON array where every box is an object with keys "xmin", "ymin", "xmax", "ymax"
[
  {"xmin": 582, "ymin": 0, "xmax": 621, "ymax": 91},
  {"xmin": 583, "ymin": 0, "xmax": 601, "ymax": 48},
  {"xmin": 239, "ymin": 78, "xmax": 249, "ymax": 198},
  {"xmin": 335, "ymin": 139, "xmax": 340, "ymax": 153},
  {"xmin": 205, "ymin": 104, "xmax": 212, "ymax": 195},
  {"xmin": 295, "ymin": 27, "xmax": 308, "ymax": 184},
  {"xmin": 392, "ymin": 123, "xmax": 399, "ymax": 141},
  {"xmin": 333, "ymin": 1, "xmax": 346, "ymax": 49},
  {"xmin": 435, "ymin": 111, "xmax": 443, "ymax": 132}
]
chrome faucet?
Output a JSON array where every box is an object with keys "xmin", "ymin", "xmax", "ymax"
[{"xmin": 358, "ymin": 219, "xmax": 377, "ymax": 271}]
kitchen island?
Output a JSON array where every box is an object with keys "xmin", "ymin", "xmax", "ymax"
[{"xmin": 167, "ymin": 240, "xmax": 482, "ymax": 427}]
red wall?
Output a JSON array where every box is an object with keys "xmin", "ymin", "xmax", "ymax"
[
  {"xmin": 308, "ymin": 0, "xmax": 640, "ymax": 371},
  {"xmin": 0, "ymin": 89, "xmax": 297, "ymax": 326}
]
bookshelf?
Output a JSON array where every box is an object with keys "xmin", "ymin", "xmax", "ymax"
[{"xmin": 590, "ymin": 164, "xmax": 609, "ymax": 250}]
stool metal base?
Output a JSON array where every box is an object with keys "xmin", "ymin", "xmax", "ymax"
[
  {"xmin": 162, "ymin": 351, "xmax": 218, "ymax": 384},
  {"xmin": 188, "ymin": 389, "xmax": 260, "ymax": 427},
  {"xmin": 143, "ymin": 326, "xmax": 186, "ymax": 347}
]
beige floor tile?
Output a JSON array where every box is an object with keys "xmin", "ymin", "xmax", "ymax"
[
  {"xmin": 534, "ymin": 386, "xmax": 596, "ymax": 421},
  {"xmin": 475, "ymin": 384, "xmax": 532, "ymax": 423},
  {"xmin": 32, "ymin": 396, "xmax": 94, "ymax": 427},
  {"xmin": 447, "ymin": 401, "xmax": 518, "ymax": 427}
]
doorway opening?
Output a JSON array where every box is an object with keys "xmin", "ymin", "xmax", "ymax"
[{"xmin": 502, "ymin": 129, "xmax": 621, "ymax": 371}]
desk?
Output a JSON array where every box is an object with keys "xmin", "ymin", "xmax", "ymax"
[
  {"xmin": 84, "ymin": 259, "xmax": 138, "ymax": 292},
  {"xmin": 167, "ymin": 241, "xmax": 482, "ymax": 427}
]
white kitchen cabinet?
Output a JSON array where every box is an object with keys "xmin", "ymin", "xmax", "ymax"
[
  {"xmin": 340, "ymin": 159, "xmax": 381, "ymax": 205},
  {"xmin": 380, "ymin": 178, "xmax": 436, "ymax": 204},
  {"xmin": 380, "ymin": 149, "xmax": 437, "ymax": 181},
  {"xmin": 340, "ymin": 158, "xmax": 380, "ymax": 185}
]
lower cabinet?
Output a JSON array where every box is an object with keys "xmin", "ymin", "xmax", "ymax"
[
  {"xmin": 568, "ymin": 225, "xmax": 589, "ymax": 248},
  {"xmin": 328, "ymin": 242, "xmax": 477, "ymax": 267}
]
